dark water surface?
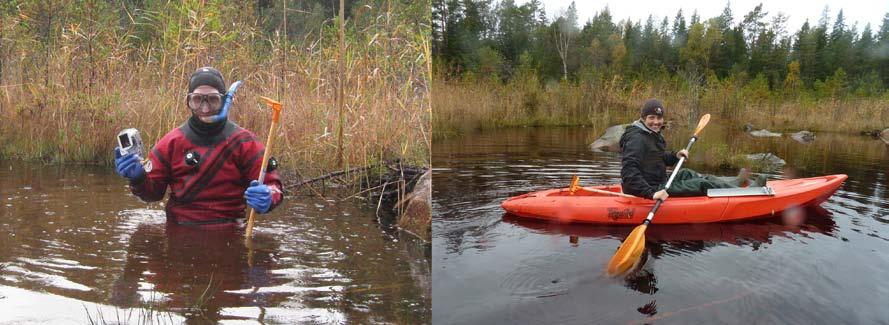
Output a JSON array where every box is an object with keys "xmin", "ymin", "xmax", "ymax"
[
  {"xmin": 432, "ymin": 125, "xmax": 889, "ymax": 324},
  {"xmin": 0, "ymin": 160, "xmax": 430, "ymax": 324}
]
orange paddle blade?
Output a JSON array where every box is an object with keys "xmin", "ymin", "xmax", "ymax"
[
  {"xmin": 607, "ymin": 224, "xmax": 647, "ymax": 276},
  {"xmin": 693, "ymin": 114, "xmax": 711, "ymax": 136}
]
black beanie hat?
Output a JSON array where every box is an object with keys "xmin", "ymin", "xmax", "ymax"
[
  {"xmin": 640, "ymin": 98, "xmax": 664, "ymax": 117},
  {"xmin": 188, "ymin": 67, "xmax": 226, "ymax": 93}
]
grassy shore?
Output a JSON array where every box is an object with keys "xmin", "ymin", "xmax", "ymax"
[{"xmin": 0, "ymin": 1, "xmax": 430, "ymax": 178}]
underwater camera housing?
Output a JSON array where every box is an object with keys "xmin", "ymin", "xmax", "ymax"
[{"xmin": 117, "ymin": 128, "xmax": 153, "ymax": 172}]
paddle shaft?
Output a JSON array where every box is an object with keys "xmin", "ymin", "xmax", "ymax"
[
  {"xmin": 581, "ymin": 187, "xmax": 638, "ymax": 198},
  {"xmin": 245, "ymin": 113, "xmax": 280, "ymax": 238},
  {"xmin": 642, "ymin": 135, "xmax": 699, "ymax": 225}
]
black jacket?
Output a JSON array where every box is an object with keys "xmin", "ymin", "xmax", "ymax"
[{"xmin": 619, "ymin": 120, "xmax": 679, "ymax": 199}]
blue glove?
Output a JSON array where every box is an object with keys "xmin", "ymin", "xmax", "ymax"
[
  {"xmin": 114, "ymin": 147, "xmax": 145, "ymax": 180},
  {"xmin": 245, "ymin": 180, "xmax": 272, "ymax": 214}
]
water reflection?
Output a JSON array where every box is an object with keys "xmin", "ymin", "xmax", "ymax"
[
  {"xmin": 503, "ymin": 206, "xmax": 836, "ymax": 249},
  {"xmin": 503, "ymin": 205, "xmax": 837, "ymax": 296},
  {"xmin": 109, "ymin": 222, "xmax": 279, "ymax": 321}
]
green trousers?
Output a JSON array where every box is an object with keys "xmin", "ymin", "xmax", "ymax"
[{"xmin": 661, "ymin": 168, "xmax": 753, "ymax": 197}]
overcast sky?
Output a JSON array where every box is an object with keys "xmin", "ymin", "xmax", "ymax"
[{"xmin": 521, "ymin": 0, "xmax": 889, "ymax": 35}]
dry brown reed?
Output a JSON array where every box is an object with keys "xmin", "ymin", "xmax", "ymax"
[
  {"xmin": 0, "ymin": 1, "xmax": 430, "ymax": 179},
  {"xmin": 433, "ymin": 74, "xmax": 693, "ymax": 138},
  {"xmin": 434, "ymin": 74, "xmax": 889, "ymax": 139}
]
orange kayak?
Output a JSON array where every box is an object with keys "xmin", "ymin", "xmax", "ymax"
[
  {"xmin": 501, "ymin": 205, "xmax": 836, "ymax": 243},
  {"xmin": 501, "ymin": 174, "xmax": 848, "ymax": 224}
]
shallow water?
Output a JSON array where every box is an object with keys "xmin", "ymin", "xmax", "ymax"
[
  {"xmin": 432, "ymin": 125, "xmax": 889, "ymax": 324},
  {"xmin": 0, "ymin": 161, "xmax": 430, "ymax": 324}
]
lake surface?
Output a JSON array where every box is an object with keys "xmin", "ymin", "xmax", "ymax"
[
  {"xmin": 432, "ymin": 125, "xmax": 889, "ymax": 324},
  {"xmin": 0, "ymin": 160, "xmax": 430, "ymax": 324}
]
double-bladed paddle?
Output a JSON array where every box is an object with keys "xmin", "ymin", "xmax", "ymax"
[{"xmin": 606, "ymin": 114, "xmax": 711, "ymax": 276}]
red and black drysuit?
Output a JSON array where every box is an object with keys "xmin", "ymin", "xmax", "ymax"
[{"xmin": 129, "ymin": 120, "xmax": 284, "ymax": 225}]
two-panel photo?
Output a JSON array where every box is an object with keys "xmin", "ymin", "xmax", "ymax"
[{"xmin": 0, "ymin": 0, "xmax": 887, "ymax": 324}]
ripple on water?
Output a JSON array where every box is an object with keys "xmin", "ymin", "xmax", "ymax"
[
  {"xmin": 499, "ymin": 253, "xmax": 576, "ymax": 299},
  {"xmin": 2, "ymin": 264, "xmax": 91, "ymax": 292},
  {"xmin": 16, "ymin": 257, "xmax": 97, "ymax": 270},
  {"xmin": 224, "ymin": 284, "xmax": 344, "ymax": 295},
  {"xmin": 218, "ymin": 306, "xmax": 346, "ymax": 324}
]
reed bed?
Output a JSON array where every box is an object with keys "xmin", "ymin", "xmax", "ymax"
[
  {"xmin": 433, "ymin": 75, "xmax": 889, "ymax": 139},
  {"xmin": 0, "ymin": 1, "xmax": 430, "ymax": 178}
]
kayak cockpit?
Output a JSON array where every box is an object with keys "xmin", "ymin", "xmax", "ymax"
[{"xmin": 549, "ymin": 186, "xmax": 631, "ymax": 198}]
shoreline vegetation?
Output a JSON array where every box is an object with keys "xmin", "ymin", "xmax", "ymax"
[
  {"xmin": 0, "ymin": 1, "xmax": 431, "ymax": 181},
  {"xmin": 434, "ymin": 73, "xmax": 889, "ymax": 171},
  {"xmin": 432, "ymin": 1, "xmax": 889, "ymax": 139},
  {"xmin": 433, "ymin": 74, "xmax": 889, "ymax": 139}
]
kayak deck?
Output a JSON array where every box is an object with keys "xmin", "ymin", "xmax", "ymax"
[{"xmin": 501, "ymin": 174, "xmax": 848, "ymax": 224}]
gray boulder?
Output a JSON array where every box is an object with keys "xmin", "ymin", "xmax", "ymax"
[
  {"xmin": 791, "ymin": 131, "xmax": 816, "ymax": 143},
  {"xmin": 749, "ymin": 129, "xmax": 782, "ymax": 137},
  {"xmin": 881, "ymin": 128, "xmax": 889, "ymax": 145},
  {"xmin": 590, "ymin": 124, "xmax": 628, "ymax": 152}
]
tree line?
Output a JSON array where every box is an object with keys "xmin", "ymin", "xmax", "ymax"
[{"xmin": 433, "ymin": 0, "xmax": 889, "ymax": 98}]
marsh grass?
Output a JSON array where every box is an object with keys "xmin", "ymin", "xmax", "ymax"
[
  {"xmin": 83, "ymin": 291, "xmax": 178, "ymax": 325},
  {"xmin": 0, "ymin": 1, "xmax": 430, "ymax": 179},
  {"xmin": 184, "ymin": 273, "xmax": 221, "ymax": 320},
  {"xmin": 434, "ymin": 75, "xmax": 698, "ymax": 139},
  {"xmin": 434, "ymin": 75, "xmax": 889, "ymax": 140}
]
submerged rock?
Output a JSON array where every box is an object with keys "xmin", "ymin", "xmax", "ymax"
[
  {"xmin": 791, "ymin": 131, "xmax": 816, "ymax": 143},
  {"xmin": 590, "ymin": 124, "xmax": 628, "ymax": 153},
  {"xmin": 746, "ymin": 153, "xmax": 786, "ymax": 171}
]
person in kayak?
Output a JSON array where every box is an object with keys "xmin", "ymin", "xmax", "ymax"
[
  {"xmin": 113, "ymin": 67, "xmax": 284, "ymax": 226},
  {"xmin": 619, "ymin": 98, "xmax": 765, "ymax": 200}
]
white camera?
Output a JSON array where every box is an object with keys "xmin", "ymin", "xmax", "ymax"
[{"xmin": 117, "ymin": 128, "xmax": 153, "ymax": 172}]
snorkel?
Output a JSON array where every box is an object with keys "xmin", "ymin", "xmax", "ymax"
[{"xmin": 210, "ymin": 80, "xmax": 242, "ymax": 123}]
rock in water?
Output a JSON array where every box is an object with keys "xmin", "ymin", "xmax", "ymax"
[
  {"xmin": 791, "ymin": 131, "xmax": 815, "ymax": 143},
  {"xmin": 590, "ymin": 124, "xmax": 628, "ymax": 153},
  {"xmin": 749, "ymin": 129, "xmax": 782, "ymax": 137}
]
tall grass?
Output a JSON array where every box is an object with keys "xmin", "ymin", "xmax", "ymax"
[
  {"xmin": 434, "ymin": 71, "xmax": 889, "ymax": 139},
  {"xmin": 0, "ymin": 0, "xmax": 430, "ymax": 178},
  {"xmin": 434, "ymin": 73, "xmax": 690, "ymax": 138}
]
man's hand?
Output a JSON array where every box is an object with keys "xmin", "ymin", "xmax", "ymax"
[
  {"xmin": 652, "ymin": 189, "xmax": 669, "ymax": 201},
  {"xmin": 676, "ymin": 149, "xmax": 689, "ymax": 160},
  {"xmin": 114, "ymin": 148, "xmax": 145, "ymax": 180},
  {"xmin": 245, "ymin": 180, "xmax": 272, "ymax": 214}
]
